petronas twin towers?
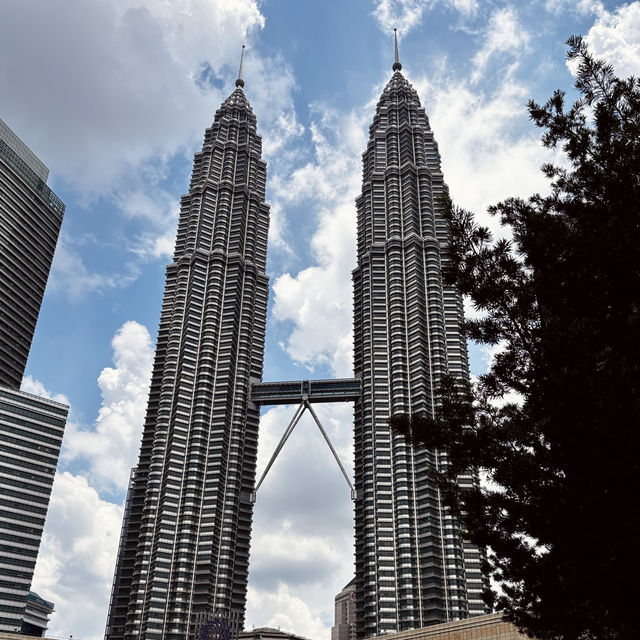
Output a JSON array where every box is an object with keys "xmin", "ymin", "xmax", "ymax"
[{"xmin": 105, "ymin": 40, "xmax": 489, "ymax": 640}]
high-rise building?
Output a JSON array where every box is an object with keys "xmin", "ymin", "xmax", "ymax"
[
  {"xmin": 21, "ymin": 590, "xmax": 55, "ymax": 636},
  {"xmin": 352, "ymin": 42, "xmax": 490, "ymax": 636},
  {"xmin": 0, "ymin": 387, "xmax": 67, "ymax": 633},
  {"xmin": 0, "ymin": 118, "xmax": 65, "ymax": 390},
  {"xmin": 104, "ymin": 63, "xmax": 269, "ymax": 640},
  {"xmin": 331, "ymin": 579, "xmax": 356, "ymax": 640},
  {"xmin": 107, "ymin": 41, "xmax": 489, "ymax": 639},
  {"xmin": 0, "ymin": 119, "xmax": 67, "ymax": 633}
]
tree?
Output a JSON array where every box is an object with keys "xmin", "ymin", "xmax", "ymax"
[{"xmin": 390, "ymin": 37, "xmax": 640, "ymax": 640}]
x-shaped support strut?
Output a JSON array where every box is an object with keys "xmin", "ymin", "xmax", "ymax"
[{"xmin": 250, "ymin": 400, "xmax": 355, "ymax": 503}]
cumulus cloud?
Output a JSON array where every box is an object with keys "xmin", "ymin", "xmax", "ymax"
[
  {"xmin": 247, "ymin": 584, "xmax": 329, "ymax": 640},
  {"xmin": 0, "ymin": 0, "xmax": 266, "ymax": 196},
  {"xmin": 31, "ymin": 472, "xmax": 123, "ymax": 640},
  {"xmin": 270, "ymin": 105, "xmax": 367, "ymax": 376},
  {"xmin": 26, "ymin": 321, "xmax": 153, "ymax": 636},
  {"xmin": 249, "ymin": 403, "xmax": 355, "ymax": 637},
  {"xmin": 62, "ymin": 321, "xmax": 154, "ymax": 493},
  {"xmin": 1, "ymin": 0, "xmax": 307, "ymax": 283},
  {"xmin": 0, "ymin": 0, "xmax": 304, "ymax": 275},
  {"xmin": 412, "ymin": 72, "xmax": 559, "ymax": 234},
  {"xmin": 582, "ymin": 2, "xmax": 640, "ymax": 78}
]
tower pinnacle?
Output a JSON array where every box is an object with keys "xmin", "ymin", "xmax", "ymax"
[
  {"xmin": 392, "ymin": 28, "xmax": 402, "ymax": 71},
  {"xmin": 236, "ymin": 44, "xmax": 246, "ymax": 88}
]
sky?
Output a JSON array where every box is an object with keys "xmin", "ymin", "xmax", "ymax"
[{"xmin": 1, "ymin": 0, "xmax": 639, "ymax": 638}]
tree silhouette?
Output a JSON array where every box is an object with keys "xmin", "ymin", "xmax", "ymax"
[{"xmin": 390, "ymin": 36, "xmax": 640, "ymax": 640}]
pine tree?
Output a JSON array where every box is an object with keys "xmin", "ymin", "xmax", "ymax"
[{"xmin": 390, "ymin": 37, "xmax": 640, "ymax": 640}]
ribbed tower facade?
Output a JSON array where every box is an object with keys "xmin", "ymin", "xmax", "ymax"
[
  {"xmin": 105, "ymin": 81, "xmax": 269, "ymax": 640},
  {"xmin": 352, "ymin": 63, "xmax": 489, "ymax": 636}
]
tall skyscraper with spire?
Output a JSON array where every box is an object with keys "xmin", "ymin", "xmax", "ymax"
[
  {"xmin": 352, "ymin": 33, "xmax": 490, "ymax": 636},
  {"xmin": 107, "ymin": 37, "xmax": 489, "ymax": 640},
  {"xmin": 104, "ymin": 50, "xmax": 270, "ymax": 640}
]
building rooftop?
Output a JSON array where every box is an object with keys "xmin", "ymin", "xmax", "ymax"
[
  {"xmin": 239, "ymin": 627, "xmax": 316, "ymax": 640},
  {"xmin": 0, "ymin": 118, "xmax": 48, "ymax": 182}
]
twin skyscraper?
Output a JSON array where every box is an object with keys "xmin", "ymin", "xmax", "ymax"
[{"xmin": 105, "ymin": 39, "xmax": 489, "ymax": 640}]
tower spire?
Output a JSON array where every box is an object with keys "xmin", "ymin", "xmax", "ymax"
[
  {"xmin": 236, "ymin": 44, "xmax": 246, "ymax": 88},
  {"xmin": 392, "ymin": 29, "xmax": 402, "ymax": 71}
]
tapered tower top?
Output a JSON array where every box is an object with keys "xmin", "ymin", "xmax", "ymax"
[
  {"xmin": 236, "ymin": 44, "xmax": 246, "ymax": 88},
  {"xmin": 392, "ymin": 29, "xmax": 402, "ymax": 71}
]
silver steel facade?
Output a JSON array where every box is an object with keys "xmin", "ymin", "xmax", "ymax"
[
  {"xmin": 353, "ymin": 69, "xmax": 489, "ymax": 636},
  {"xmin": 0, "ymin": 387, "xmax": 67, "ymax": 632},
  {"xmin": 105, "ymin": 85, "xmax": 269, "ymax": 640}
]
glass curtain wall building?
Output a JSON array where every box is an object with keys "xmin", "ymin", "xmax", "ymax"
[
  {"xmin": 0, "ymin": 119, "xmax": 65, "ymax": 390},
  {"xmin": 105, "ymin": 76, "xmax": 269, "ymax": 640},
  {"xmin": 0, "ymin": 119, "xmax": 67, "ymax": 633},
  {"xmin": 0, "ymin": 383, "xmax": 67, "ymax": 632},
  {"xmin": 352, "ymin": 56, "xmax": 490, "ymax": 636}
]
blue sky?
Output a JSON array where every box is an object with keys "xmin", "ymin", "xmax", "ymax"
[{"xmin": 1, "ymin": 0, "xmax": 639, "ymax": 638}]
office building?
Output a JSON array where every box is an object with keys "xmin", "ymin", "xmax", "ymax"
[
  {"xmin": 331, "ymin": 579, "xmax": 356, "ymax": 640},
  {"xmin": 352, "ymin": 41, "xmax": 490, "ymax": 636},
  {"xmin": 0, "ymin": 387, "xmax": 67, "ymax": 633},
  {"xmin": 0, "ymin": 119, "xmax": 67, "ymax": 633},
  {"xmin": 105, "ymin": 62, "xmax": 269, "ymax": 639},
  {"xmin": 21, "ymin": 591, "xmax": 54, "ymax": 637},
  {"xmin": 0, "ymin": 119, "xmax": 65, "ymax": 389}
]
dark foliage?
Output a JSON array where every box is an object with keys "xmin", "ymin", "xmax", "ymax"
[{"xmin": 390, "ymin": 37, "xmax": 640, "ymax": 640}]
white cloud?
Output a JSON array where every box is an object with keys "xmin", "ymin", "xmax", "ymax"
[
  {"xmin": 545, "ymin": 0, "xmax": 604, "ymax": 15},
  {"xmin": 1, "ymin": 0, "xmax": 307, "ymax": 282},
  {"xmin": 449, "ymin": 0, "xmax": 478, "ymax": 15},
  {"xmin": 20, "ymin": 375, "xmax": 69, "ymax": 406},
  {"xmin": 48, "ymin": 238, "xmax": 140, "ymax": 300},
  {"xmin": 0, "ymin": 0, "xmax": 259, "ymax": 195},
  {"xmin": 372, "ymin": 0, "xmax": 477, "ymax": 34},
  {"xmin": 471, "ymin": 7, "xmax": 530, "ymax": 82},
  {"xmin": 0, "ymin": 0, "xmax": 303, "ymax": 202},
  {"xmin": 249, "ymin": 403, "xmax": 354, "ymax": 637},
  {"xmin": 582, "ymin": 2, "xmax": 640, "ymax": 78},
  {"xmin": 26, "ymin": 321, "xmax": 153, "ymax": 636},
  {"xmin": 62, "ymin": 321, "xmax": 154, "ymax": 493},
  {"xmin": 31, "ymin": 472, "xmax": 123, "ymax": 640},
  {"xmin": 411, "ymin": 72, "xmax": 558, "ymax": 234},
  {"xmin": 373, "ymin": 0, "xmax": 434, "ymax": 33},
  {"xmin": 270, "ymin": 105, "xmax": 367, "ymax": 376},
  {"xmin": 247, "ymin": 584, "xmax": 328, "ymax": 640},
  {"xmin": 118, "ymin": 188, "xmax": 180, "ymax": 260}
]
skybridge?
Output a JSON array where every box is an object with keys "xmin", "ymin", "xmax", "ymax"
[
  {"xmin": 249, "ymin": 377, "xmax": 361, "ymax": 503},
  {"xmin": 250, "ymin": 377, "xmax": 361, "ymax": 405}
]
